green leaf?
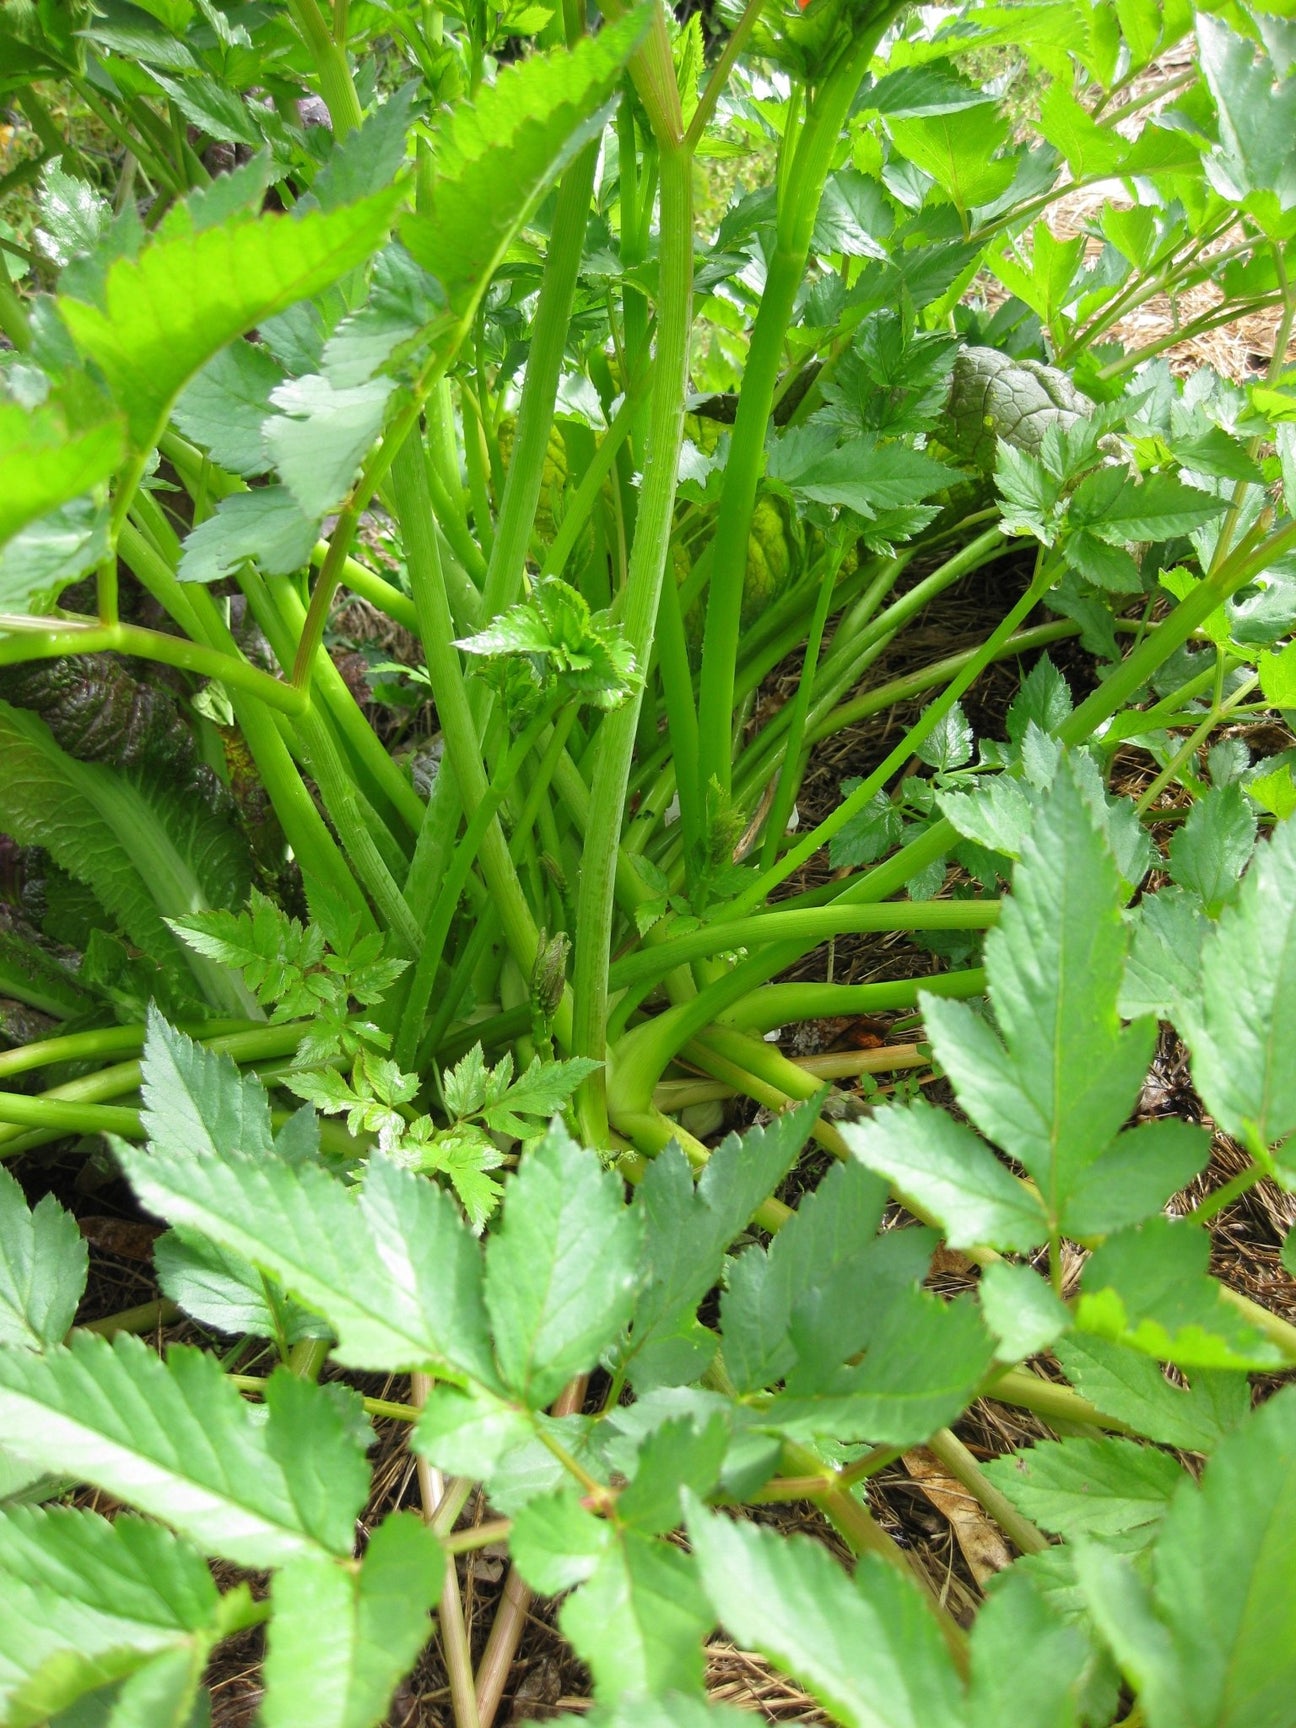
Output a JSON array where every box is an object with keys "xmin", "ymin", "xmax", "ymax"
[
  {"xmin": 171, "ymin": 339, "xmax": 282, "ymax": 476},
  {"xmin": 485, "ymin": 1121, "xmax": 642, "ymax": 1407},
  {"xmin": 1036, "ymin": 82, "xmax": 1128, "ymax": 180},
  {"xmin": 1177, "ymin": 816, "xmax": 1296, "ymax": 1147},
  {"xmin": 978, "ymin": 1261, "xmax": 1071, "ymax": 1360},
  {"xmin": 717, "ymin": 1157, "xmax": 890, "ymax": 1395},
  {"xmin": 118, "ymin": 1018, "xmax": 494, "ymax": 1382},
  {"xmin": 0, "ymin": 703, "xmax": 250, "ymax": 1014},
  {"xmin": 1054, "ymin": 1335, "xmax": 1248, "ymax": 1452},
  {"xmin": 842, "ymin": 1100, "xmax": 1047, "ymax": 1253},
  {"xmin": 984, "ymin": 1437, "xmax": 1183, "ymax": 1542},
  {"xmin": 1077, "ymin": 1387, "xmax": 1296, "ymax": 1728},
  {"xmin": 153, "ymin": 1229, "xmax": 330, "ymax": 1345},
  {"xmin": 1198, "ymin": 15, "xmax": 1296, "ymax": 221},
  {"xmin": 616, "ymin": 1413, "xmax": 729, "ymax": 1535},
  {"xmin": 987, "ymin": 221, "xmax": 1085, "ymax": 328},
  {"xmin": 264, "ymin": 373, "xmax": 394, "ymax": 519},
  {"xmin": 401, "ymin": 9, "xmax": 649, "ymax": 315},
  {"xmin": 261, "ymin": 1514, "xmax": 441, "ymax": 1728},
  {"xmin": 622, "ymin": 1099, "xmax": 820, "ymax": 1386},
  {"xmin": 1060, "ymin": 1119, "xmax": 1210, "ymax": 1239},
  {"xmin": 1167, "ymin": 784, "xmax": 1258, "ymax": 914},
  {"xmin": 178, "ymin": 487, "xmax": 319, "ymax": 583},
  {"xmin": 413, "ymin": 1383, "xmax": 534, "ymax": 1485},
  {"xmin": 480, "ymin": 1054, "xmax": 603, "ymax": 1137},
  {"xmin": 0, "ymin": 395, "xmax": 123, "ymax": 558},
  {"xmin": 59, "ymin": 188, "xmax": 404, "ymax": 448},
  {"xmin": 887, "ymin": 108, "xmax": 1016, "ymax": 210},
  {"xmin": 764, "ymin": 1286, "xmax": 994, "ymax": 1449},
  {"xmin": 546, "ymin": 1697, "xmax": 748, "ymax": 1728},
  {"xmin": 1073, "ymin": 469, "xmax": 1226, "ymax": 546},
  {"xmin": 967, "ymin": 1567, "xmax": 1088, "ymax": 1728},
  {"xmin": 0, "ymin": 1166, "xmax": 86, "ymax": 1351},
  {"xmin": 559, "ymin": 1531, "xmax": 710, "ymax": 1702},
  {"xmin": 510, "ymin": 1488, "xmax": 611, "ymax": 1594},
  {"xmin": 922, "ymin": 760, "xmax": 1156, "ymax": 1238},
  {"xmin": 688, "ymin": 1496, "xmax": 965, "ymax": 1728},
  {"xmin": 311, "ymin": 85, "xmax": 419, "ymax": 215},
  {"xmin": 1119, "ymin": 887, "xmax": 1206, "ymax": 1022},
  {"xmin": 767, "ymin": 425, "xmax": 956, "ymax": 519},
  {"xmin": 0, "ymin": 1335, "xmax": 366, "ymax": 1567},
  {"xmin": 1077, "ymin": 1218, "xmax": 1283, "ymax": 1370}
]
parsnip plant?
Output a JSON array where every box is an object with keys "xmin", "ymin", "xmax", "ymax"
[{"xmin": 1, "ymin": 0, "xmax": 1296, "ymax": 1722}]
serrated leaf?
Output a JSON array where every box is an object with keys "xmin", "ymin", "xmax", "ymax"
[
  {"xmin": 1077, "ymin": 1387, "xmax": 1296, "ymax": 1728},
  {"xmin": 179, "ymin": 486, "xmax": 320, "ymax": 583},
  {"xmin": 261, "ymin": 1514, "xmax": 441, "ymax": 1728},
  {"xmin": 967, "ymin": 1566, "xmax": 1088, "ymax": 1728},
  {"xmin": 616, "ymin": 1413, "xmax": 729, "ymax": 1534},
  {"xmin": 887, "ymin": 107, "xmax": 1016, "ymax": 210},
  {"xmin": 559, "ymin": 1530, "xmax": 710, "ymax": 1702},
  {"xmin": 1167, "ymin": 784, "xmax": 1257, "ymax": 914},
  {"xmin": 0, "ymin": 400, "xmax": 124, "ymax": 553},
  {"xmin": 842, "ymin": 1099, "xmax": 1047, "ymax": 1252},
  {"xmin": 1061, "ymin": 1119, "xmax": 1210, "ymax": 1239},
  {"xmin": 118, "ymin": 1018, "xmax": 494, "ymax": 1381},
  {"xmin": 401, "ymin": 10, "xmax": 649, "ymax": 314},
  {"xmin": 153, "ymin": 1229, "xmax": 330, "ymax": 1346},
  {"xmin": 510, "ymin": 1487, "xmax": 611, "ymax": 1593},
  {"xmin": 1077, "ymin": 1218, "xmax": 1282, "ymax": 1370},
  {"xmin": 621, "ymin": 1100, "xmax": 819, "ymax": 1386},
  {"xmin": 688, "ymin": 1497, "xmax": 965, "ymax": 1728},
  {"xmin": 923, "ymin": 761, "xmax": 1156, "ymax": 1239},
  {"xmin": 1073, "ymin": 470, "xmax": 1225, "ymax": 545},
  {"xmin": 984, "ymin": 1437, "xmax": 1183, "ymax": 1542},
  {"xmin": 264, "ymin": 373, "xmax": 394, "ymax": 519},
  {"xmin": 1054, "ymin": 1335, "xmax": 1248, "ymax": 1452},
  {"xmin": 0, "ymin": 1335, "xmax": 366, "ymax": 1567},
  {"xmin": 1198, "ymin": 13, "xmax": 1296, "ymax": 218},
  {"xmin": 979, "ymin": 1261, "xmax": 1071, "ymax": 1360},
  {"xmin": 59, "ymin": 189, "xmax": 403, "ymax": 448},
  {"xmin": 0, "ymin": 1166, "xmax": 87, "ymax": 1351},
  {"xmin": 717, "ymin": 1158, "xmax": 889, "ymax": 1395},
  {"xmin": 171, "ymin": 340, "xmax": 282, "ymax": 477},
  {"xmin": 767, "ymin": 425, "xmax": 956, "ymax": 518},
  {"xmin": 484, "ymin": 1122, "xmax": 642, "ymax": 1407},
  {"xmin": 1177, "ymin": 817, "xmax": 1296, "ymax": 1147},
  {"xmin": 482, "ymin": 1053, "xmax": 603, "ymax": 1137},
  {"xmin": 764, "ymin": 1286, "xmax": 995, "ymax": 1449},
  {"xmin": 1119, "ymin": 887, "xmax": 1206, "ymax": 1021}
]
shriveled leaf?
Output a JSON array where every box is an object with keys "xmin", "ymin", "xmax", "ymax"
[{"xmin": 0, "ymin": 1166, "xmax": 87, "ymax": 1351}]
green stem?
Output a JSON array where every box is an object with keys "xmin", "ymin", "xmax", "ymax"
[
  {"xmin": 694, "ymin": 15, "xmax": 899, "ymax": 818},
  {"xmin": 392, "ymin": 440, "xmax": 543, "ymax": 989},
  {"xmin": 925, "ymin": 1427, "xmax": 1049, "ymax": 1556},
  {"xmin": 286, "ymin": 0, "xmax": 364, "ymax": 137},
  {"xmin": 0, "ymin": 616, "xmax": 308, "ymax": 715},
  {"xmin": 572, "ymin": 138, "xmax": 693, "ymax": 1139}
]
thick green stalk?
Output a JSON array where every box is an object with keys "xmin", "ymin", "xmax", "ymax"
[
  {"xmin": 694, "ymin": 18, "xmax": 897, "ymax": 818},
  {"xmin": 391, "ymin": 440, "xmax": 543, "ymax": 988},
  {"xmin": 480, "ymin": 144, "xmax": 600, "ymax": 622},
  {"xmin": 719, "ymin": 969, "xmax": 987, "ymax": 1036},
  {"xmin": 572, "ymin": 138, "xmax": 693, "ymax": 1140},
  {"xmin": 286, "ymin": 0, "xmax": 363, "ymax": 137}
]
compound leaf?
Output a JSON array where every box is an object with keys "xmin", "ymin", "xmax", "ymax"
[
  {"xmin": 1177, "ymin": 816, "xmax": 1296, "ymax": 1149},
  {"xmin": 983, "ymin": 1437, "xmax": 1183, "ymax": 1543}
]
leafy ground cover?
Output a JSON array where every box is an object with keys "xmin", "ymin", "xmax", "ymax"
[{"xmin": 1, "ymin": 0, "xmax": 1296, "ymax": 1723}]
